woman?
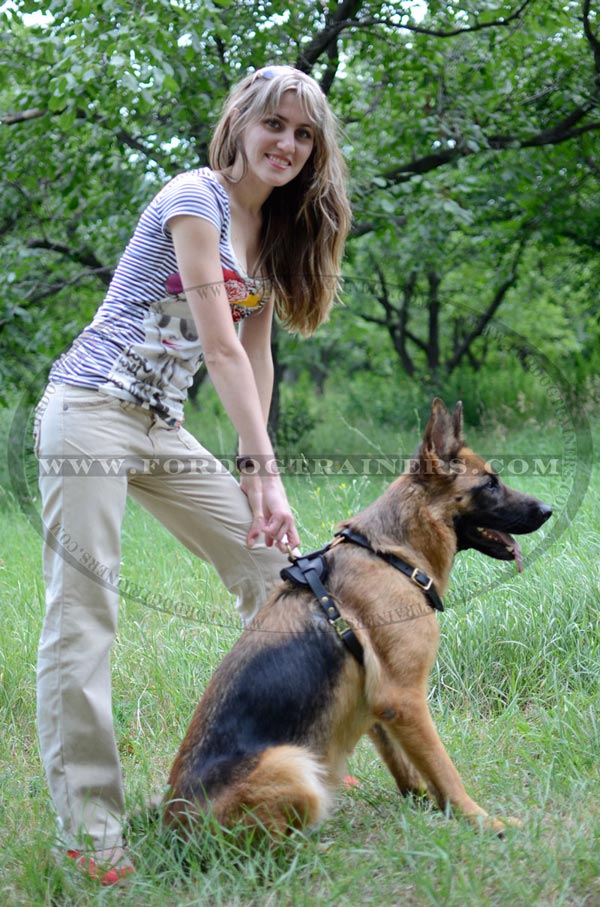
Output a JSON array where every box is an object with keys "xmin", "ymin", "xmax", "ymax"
[{"xmin": 34, "ymin": 65, "xmax": 351, "ymax": 884}]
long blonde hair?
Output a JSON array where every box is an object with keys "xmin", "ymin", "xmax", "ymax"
[{"xmin": 209, "ymin": 66, "xmax": 352, "ymax": 336}]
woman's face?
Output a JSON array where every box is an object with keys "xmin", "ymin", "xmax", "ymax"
[{"xmin": 236, "ymin": 91, "xmax": 315, "ymax": 191}]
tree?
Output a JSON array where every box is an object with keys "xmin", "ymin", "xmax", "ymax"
[{"xmin": 1, "ymin": 0, "xmax": 599, "ymax": 408}]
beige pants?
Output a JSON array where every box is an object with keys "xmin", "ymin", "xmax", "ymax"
[{"xmin": 35, "ymin": 383, "xmax": 288, "ymax": 850}]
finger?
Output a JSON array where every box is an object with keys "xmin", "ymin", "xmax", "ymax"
[
  {"xmin": 264, "ymin": 517, "xmax": 300, "ymax": 551},
  {"xmin": 246, "ymin": 513, "xmax": 265, "ymax": 549},
  {"xmin": 264, "ymin": 515, "xmax": 286, "ymax": 544},
  {"xmin": 285, "ymin": 523, "xmax": 301, "ymax": 550}
]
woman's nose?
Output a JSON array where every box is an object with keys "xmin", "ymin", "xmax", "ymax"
[{"xmin": 276, "ymin": 129, "xmax": 295, "ymax": 153}]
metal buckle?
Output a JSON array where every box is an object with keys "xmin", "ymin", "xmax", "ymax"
[
  {"xmin": 411, "ymin": 567, "xmax": 433, "ymax": 592},
  {"xmin": 331, "ymin": 615, "xmax": 352, "ymax": 637}
]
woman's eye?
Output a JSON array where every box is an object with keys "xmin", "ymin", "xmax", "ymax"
[{"xmin": 265, "ymin": 118, "xmax": 280, "ymax": 129}]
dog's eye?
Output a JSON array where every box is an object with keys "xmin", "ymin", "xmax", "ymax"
[{"xmin": 486, "ymin": 475, "xmax": 499, "ymax": 489}]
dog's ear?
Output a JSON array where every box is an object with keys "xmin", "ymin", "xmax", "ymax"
[{"xmin": 419, "ymin": 398, "xmax": 463, "ymax": 475}]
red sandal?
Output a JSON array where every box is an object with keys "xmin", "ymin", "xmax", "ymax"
[{"xmin": 66, "ymin": 849, "xmax": 134, "ymax": 886}]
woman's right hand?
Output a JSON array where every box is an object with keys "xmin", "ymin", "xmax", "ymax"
[{"xmin": 240, "ymin": 473, "xmax": 300, "ymax": 552}]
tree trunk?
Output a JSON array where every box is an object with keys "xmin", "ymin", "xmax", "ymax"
[{"xmin": 426, "ymin": 270, "xmax": 441, "ymax": 372}]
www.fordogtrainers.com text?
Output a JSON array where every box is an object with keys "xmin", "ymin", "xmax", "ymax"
[{"xmin": 36, "ymin": 454, "xmax": 565, "ymax": 478}]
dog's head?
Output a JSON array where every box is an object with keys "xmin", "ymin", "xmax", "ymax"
[{"xmin": 416, "ymin": 398, "xmax": 552, "ymax": 571}]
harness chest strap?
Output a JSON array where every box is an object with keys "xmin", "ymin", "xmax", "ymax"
[
  {"xmin": 280, "ymin": 529, "xmax": 444, "ymax": 666},
  {"xmin": 335, "ymin": 528, "xmax": 444, "ymax": 613}
]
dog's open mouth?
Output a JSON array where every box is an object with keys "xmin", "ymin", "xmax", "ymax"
[
  {"xmin": 476, "ymin": 527, "xmax": 523, "ymax": 572},
  {"xmin": 455, "ymin": 521, "xmax": 524, "ymax": 571}
]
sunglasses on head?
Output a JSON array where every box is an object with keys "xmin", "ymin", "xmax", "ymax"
[{"xmin": 251, "ymin": 65, "xmax": 297, "ymax": 83}]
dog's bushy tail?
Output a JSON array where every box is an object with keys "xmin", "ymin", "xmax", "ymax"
[{"xmin": 216, "ymin": 744, "xmax": 332, "ymax": 834}]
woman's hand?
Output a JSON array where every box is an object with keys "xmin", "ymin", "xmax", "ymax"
[{"xmin": 240, "ymin": 473, "xmax": 300, "ymax": 551}]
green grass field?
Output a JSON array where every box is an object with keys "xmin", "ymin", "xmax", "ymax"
[{"xmin": 1, "ymin": 406, "xmax": 599, "ymax": 906}]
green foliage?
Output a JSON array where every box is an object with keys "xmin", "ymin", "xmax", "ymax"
[
  {"xmin": 1, "ymin": 0, "xmax": 599, "ymax": 407},
  {"xmin": 275, "ymin": 379, "xmax": 318, "ymax": 451}
]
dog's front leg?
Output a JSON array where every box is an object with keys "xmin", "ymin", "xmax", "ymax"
[
  {"xmin": 368, "ymin": 723, "xmax": 427, "ymax": 798},
  {"xmin": 382, "ymin": 690, "xmax": 517, "ymax": 835}
]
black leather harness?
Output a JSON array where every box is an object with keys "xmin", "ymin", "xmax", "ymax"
[{"xmin": 280, "ymin": 527, "xmax": 444, "ymax": 667}]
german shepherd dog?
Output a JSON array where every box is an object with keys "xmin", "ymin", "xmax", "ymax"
[{"xmin": 164, "ymin": 399, "xmax": 552, "ymax": 838}]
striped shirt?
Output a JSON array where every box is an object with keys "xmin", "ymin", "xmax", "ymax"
[{"xmin": 49, "ymin": 168, "xmax": 268, "ymax": 423}]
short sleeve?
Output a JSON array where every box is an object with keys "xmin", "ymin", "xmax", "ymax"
[{"xmin": 155, "ymin": 172, "xmax": 226, "ymax": 238}]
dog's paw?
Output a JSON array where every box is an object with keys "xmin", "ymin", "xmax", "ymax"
[
  {"xmin": 488, "ymin": 815, "xmax": 523, "ymax": 837},
  {"xmin": 501, "ymin": 815, "xmax": 523, "ymax": 831},
  {"xmin": 467, "ymin": 813, "xmax": 522, "ymax": 837}
]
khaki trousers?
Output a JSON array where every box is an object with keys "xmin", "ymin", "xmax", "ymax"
[{"xmin": 35, "ymin": 383, "xmax": 288, "ymax": 849}]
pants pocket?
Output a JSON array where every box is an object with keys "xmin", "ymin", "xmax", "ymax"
[
  {"xmin": 32, "ymin": 385, "xmax": 58, "ymax": 458},
  {"xmin": 61, "ymin": 387, "xmax": 116, "ymax": 412}
]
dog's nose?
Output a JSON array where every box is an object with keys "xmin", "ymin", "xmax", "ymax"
[{"xmin": 538, "ymin": 503, "xmax": 552, "ymax": 523}]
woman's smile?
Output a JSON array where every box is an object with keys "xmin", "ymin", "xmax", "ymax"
[{"xmin": 265, "ymin": 153, "xmax": 292, "ymax": 169}]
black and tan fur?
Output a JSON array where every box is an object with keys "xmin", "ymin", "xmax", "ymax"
[{"xmin": 164, "ymin": 399, "xmax": 552, "ymax": 838}]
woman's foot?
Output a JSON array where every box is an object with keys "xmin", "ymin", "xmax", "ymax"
[{"xmin": 66, "ymin": 846, "xmax": 134, "ymax": 886}]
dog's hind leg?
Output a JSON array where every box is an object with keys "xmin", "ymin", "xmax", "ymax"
[
  {"xmin": 212, "ymin": 745, "xmax": 333, "ymax": 836},
  {"xmin": 368, "ymin": 724, "xmax": 427, "ymax": 797}
]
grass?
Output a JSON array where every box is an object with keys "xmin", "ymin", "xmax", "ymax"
[{"xmin": 0, "ymin": 404, "xmax": 599, "ymax": 906}]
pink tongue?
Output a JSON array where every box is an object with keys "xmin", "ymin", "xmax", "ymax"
[
  {"xmin": 493, "ymin": 530, "xmax": 523, "ymax": 573},
  {"xmin": 513, "ymin": 543, "xmax": 523, "ymax": 574}
]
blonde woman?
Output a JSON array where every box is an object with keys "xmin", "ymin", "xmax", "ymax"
[{"xmin": 34, "ymin": 65, "xmax": 351, "ymax": 883}]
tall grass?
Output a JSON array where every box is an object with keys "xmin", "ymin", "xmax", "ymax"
[{"xmin": 0, "ymin": 409, "xmax": 599, "ymax": 906}]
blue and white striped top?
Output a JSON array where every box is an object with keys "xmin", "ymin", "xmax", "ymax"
[{"xmin": 49, "ymin": 168, "xmax": 267, "ymax": 423}]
